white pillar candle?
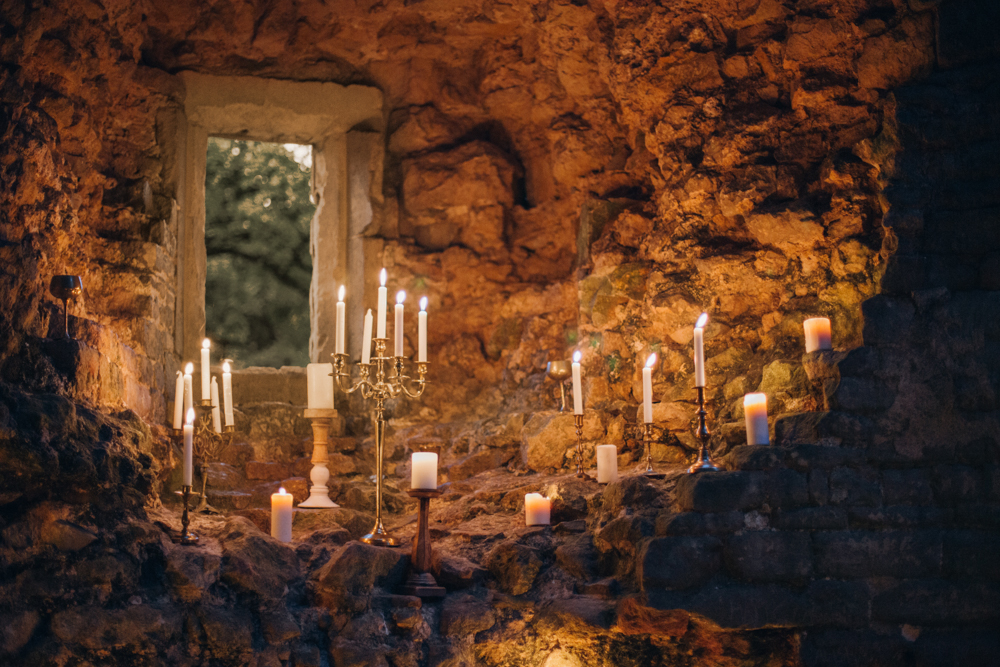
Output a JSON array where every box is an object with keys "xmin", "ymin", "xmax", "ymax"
[
  {"xmin": 172, "ymin": 370, "xmax": 184, "ymax": 430},
  {"xmin": 418, "ymin": 297, "xmax": 428, "ymax": 362},
  {"xmin": 270, "ymin": 487, "xmax": 293, "ymax": 543},
  {"xmin": 210, "ymin": 377, "xmax": 222, "ymax": 434},
  {"xmin": 361, "ymin": 309, "xmax": 373, "ymax": 365},
  {"xmin": 803, "ymin": 317, "xmax": 832, "ymax": 353},
  {"xmin": 336, "ymin": 285, "xmax": 346, "ymax": 355},
  {"xmin": 222, "ymin": 361, "xmax": 234, "ymax": 427},
  {"xmin": 744, "ymin": 393, "xmax": 770, "ymax": 445},
  {"xmin": 307, "ymin": 362, "xmax": 335, "ymax": 409},
  {"xmin": 524, "ymin": 493, "xmax": 551, "ymax": 526},
  {"xmin": 694, "ymin": 313, "xmax": 708, "ymax": 387},
  {"xmin": 642, "ymin": 353, "xmax": 656, "ymax": 423},
  {"xmin": 183, "ymin": 363, "xmax": 194, "ymax": 415},
  {"xmin": 596, "ymin": 444, "xmax": 618, "ymax": 483},
  {"xmin": 410, "ymin": 452, "xmax": 438, "ymax": 490},
  {"xmin": 571, "ymin": 350, "xmax": 583, "ymax": 415},
  {"xmin": 183, "ymin": 408, "xmax": 194, "ymax": 486},
  {"xmin": 200, "ymin": 338, "xmax": 211, "ymax": 401},
  {"xmin": 394, "ymin": 290, "xmax": 406, "ymax": 357},
  {"xmin": 376, "ymin": 268, "xmax": 388, "ymax": 338}
]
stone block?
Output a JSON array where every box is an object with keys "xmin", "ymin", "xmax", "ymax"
[
  {"xmin": 538, "ymin": 596, "xmax": 616, "ymax": 631},
  {"xmin": 51, "ymin": 604, "xmax": 183, "ymax": 651},
  {"xmin": 431, "ymin": 552, "xmax": 488, "ymax": 590},
  {"xmin": 521, "ymin": 411, "xmax": 604, "ymax": 470},
  {"xmin": 773, "ymin": 506, "xmax": 847, "ymax": 530},
  {"xmin": 814, "ymin": 530, "xmax": 941, "ymax": 578},
  {"xmin": 0, "ymin": 611, "xmax": 39, "ymax": 655},
  {"xmin": 861, "ymin": 295, "xmax": 915, "ymax": 347},
  {"xmin": 881, "ymin": 468, "xmax": 934, "ymax": 505},
  {"xmin": 932, "ymin": 464, "xmax": 983, "ymax": 503},
  {"xmin": 775, "ymin": 412, "xmax": 873, "ymax": 448},
  {"xmin": 219, "ymin": 517, "xmax": 302, "ymax": 602},
  {"xmin": 801, "ymin": 629, "xmax": 909, "ymax": 667},
  {"xmin": 826, "ymin": 377, "xmax": 894, "ymax": 415},
  {"xmin": 723, "ymin": 445, "xmax": 783, "ymax": 471},
  {"xmin": 246, "ymin": 460, "xmax": 290, "ymax": 481},
  {"xmin": 809, "ymin": 469, "xmax": 830, "ymax": 505},
  {"xmin": 655, "ymin": 511, "xmax": 744, "ymax": 536},
  {"xmin": 485, "ymin": 541, "xmax": 543, "ymax": 596},
  {"xmin": 640, "ymin": 536, "xmax": 721, "ymax": 590},
  {"xmin": 872, "ymin": 580, "xmax": 1000, "ymax": 626},
  {"xmin": 787, "ymin": 444, "xmax": 865, "ymax": 471},
  {"xmin": 724, "ymin": 532, "xmax": 812, "ymax": 583},
  {"xmin": 682, "ymin": 583, "xmax": 806, "ymax": 629},
  {"xmin": 312, "ymin": 542, "xmax": 409, "ymax": 611},
  {"xmin": 602, "ymin": 475, "xmax": 658, "ymax": 515},
  {"xmin": 439, "ymin": 595, "xmax": 495, "ymax": 636},
  {"xmin": 803, "ymin": 580, "xmax": 871, "ymax": 628},
  {"xmin": 675, "ymin": 471, "xmax": 764, "ymax": 513},
  {"xmin": 764, "ymin": 468, "xmax": 810, "ymax": 508},
  {"xmin": 836, "ymin": 346, "xmax": 880, "ymax": 378},
  {"xmin": 555, "ymin": 534, "xmax": 600, "ymax": 580},
  {"xmin": 447, "ymin": 446, "xmax": 516, "ymax": 481},
  {"xmin": 260, "ymin": 608, "xmax": 301, "ymax": 644},
  {"xmin": 847, "ymin": 505, "xmax": 953, "ymax": 529},
  {"xmin": 828, "ymin": 468, "xmax": 881, "ymax": 506},
  {"xmin": 943, "ymin": 530, "xmax": 1000, "ymax": 579}
]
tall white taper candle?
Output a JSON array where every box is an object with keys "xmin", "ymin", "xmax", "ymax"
[
  {"xmin": 395, "ymin": 290, "xmax": 406, "ymax": 357},
  {"xmin": 694, "ymin": 312, "xmax": 708, "ymax": 387},
  {"xmin": 418, "ymin": 297, "xmax": 428, "ymax": 362},
  {"xmin": 183, "ymin": 363, "xmax": 194, "ymax": 415},
  {"xmin": 222, "ymin": 361, "xmax": 234, "ymax": 427},
  {"xmin": 172, "ymin": 371, "xmax": 184, "ymax": 430},
  {"xmin": 336, "ymin": 285, "xmax": 346, "ymax": 355},
  {"xmin": 183, "ymin": 408, "xmax": 194, "ymax": 486},
  {"xmin": 571, "ymin": 350, "xmax": 583, "ymax": 415},
  {"xmin": 201, "ymin": 338, "xmax": 211, "ymax": 401},
  {"xmin": 210, "ymin": 377, "xmax": 222, "ymax": 433},
  {"xmin": 643, "ymin": 353, "xmax": 656, "ymax": 423},
  {"xmin": 361, "ymin": 309, "xmax": 373, "ymax": 365},
  {"xmin": 377, "ymin": 268, "xmax": 388, "ymax": 338}
]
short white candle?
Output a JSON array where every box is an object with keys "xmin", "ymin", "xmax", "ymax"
[
  {"xmin": 210, "ymin": 377, "xmax": 222, "ymax": 434},
  {"xmin": 183, "ymin": 363, "xmax": 194, "ymax": 414},
  {"xmin": 571, "ymin": 350, "xmax": 583, "ymax": 415},
  {"xmin": 642, "ymin": 353, "xmax": 656, "ymax": 423},
  {"xmin": 744, "ymin": 393, "xmax": 770, "ymax": 445},
  {"xmin": 307, "ymin": 362, "xmax": 335, "ymax": 410},
  {"xmin": 336, "ymin": 285, "xmax": 346, "ymax": 355},
  {"xmin": 172, "ymin": 370, "xmax": 184, "ymax": 430},
  {"xmin": 376, "ymin": 268, "xmax": 388, "ymax": 339},
  {"xmin": 361, "ymin": 309, "xmax": 373, "ymax": 365},
  {"xmin": 524, "ymin": 493, "xmax": 551, "ymax": 526},
  {"xmin": 803, "ymin": 317, "xmax": 832, "ymax": 353},
  {"xmin": 596, "ymin": 444, "xmax": 618, "ymax": 483},
  {"xmin": 410, "ymin": 452, "xmax": 438, "ymax": 490},
  {"xmin": 694, "ymin": 313, "xmax": 708, "ymax": 388},
  {"xmin": 183, "ymin": 408, "xmax": 194, "ymax": 486},
  {"xmin": 200, "ymin": 338, "xmax": 211, "ymax": 401},
  {"xmin": 270, "ymin": 487, "xmax": 293, "ymax": 543},
  {"xmin": 418, "ymin": 297, "xmax": 428, "ymax": 363},
  {"xmin": 222, "ymin": 361, "xmax": 234, "ymax": 427},
  {"xmin": 394, "ymin": 290, "xmax": 406, "ymax": 357}
]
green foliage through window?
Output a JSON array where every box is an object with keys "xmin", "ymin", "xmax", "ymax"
[{"xmin": 205, "ymin": 138, "xmax": 315, "ymax": 368}]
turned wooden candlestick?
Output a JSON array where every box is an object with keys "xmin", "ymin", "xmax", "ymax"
[{"xmin": 401, "ymin": 488, "xmax": 445, "ymax": 598}]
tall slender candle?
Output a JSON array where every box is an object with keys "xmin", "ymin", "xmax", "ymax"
[
  {"xmin": 411, "ymin": 452, "xmax": 438, "ymax": 490},
  {"xmin": 183, "ymin": 408, "xmax": 194, "ymax": 486},
  {"xmin": 183, "ymin": 363, "xmax": 194, "ymax": 414},
  {"xmin": 270, "ymin": 487, "xmax": 293, "ymax": 543},
  {"xmin": 361, "ymin": 309, "xmax": 373, "ymax": 365},
  {"xmin": 201, "ymin": 338, "xmax": 211, "ymax": 401},
  {"xmin": 571, "ymin": 350, "xmax": 583, "ymax": 415},
  {"xmin": 210, "ymin": 377, "xmax": 222, "ymax": 434},
  {"xmin": 336, "ymin": 285, "xmax": 346, "ymax": 355},
  {"xmin": 376, "ymin": 268, "xmax": 388, "ymax": 338},
  {"xmin": 172, "ymin": 370, "xmax": 184, "ymax": 430},
  {"xmin": 394, "ymin": 291, "xmax": 406, "ymax": 357},
  {"xmin": 222, "ymin": 361, "xmax": 234, "ymax": 427},
  {"xmin": 307, "ymin": 363, "xmax": 334, "ymax": 409},
  {"xmin": 418, "ymin": 297, "xmax": 428, "ymax": 362},
  {"xmin": 744, "ymin": 393, "xmax": 770, "ymax": 445},
  {"xmin": 643, "ymin": 353, "xmax": 657, "ymax": 423},
  {"xmin": 694, "ymin": 312, "xmax": 708, "ymax": 387},
  {"xmin": 524, "ymin": 493, "xmax": 551, "ymax": 526},
  {"xmin": 596, "ymin": 444, "xmax": 618, "ymax": 483},
  {"xmin": 803, "ymin": 317, "xmax": 832, "ymax": 353}
]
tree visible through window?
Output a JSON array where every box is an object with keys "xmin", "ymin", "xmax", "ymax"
[{"xmin": 204, "ymin": 138, "xmax": 315, "ymax": 368}]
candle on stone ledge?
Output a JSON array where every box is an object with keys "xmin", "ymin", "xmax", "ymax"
[
  {"xmin": 336, "ymin": 284, "xmax": 346, "ymax": 355},
  {"xmin": 172, "ymin": 370, "xmax": 184, "ymax": 430},
  {"xmin": 183, "ymin": 408, "xmax": 194, "ymax": 487},
  {"xmin": 271, "ymin": 487, "xmax": 293, "ymax": 543},
  {"xmin": 694, "ymin": 312, "xmax": 708, "ymax": 388},
  {"xmin": 201, "ymin": 338, "xmax": 211, "ymax": 401},
  {"xmin": 642, "ymin": 353, "xmax": 657, "ymax": 424},
  {"xmin": 596, "ymin": 444, "xmax": 618, "ymax": 483},
  {"xmin": 307, "ymin": 362, "xmax": 334, "ymax": 410},
  {"xmin": 418, "ymin": 297, "xmax": 428, "ymax": 363},
  {"xmin": 803, "ymin": 317, "xmax": 832, "ymax": 353},
  {"xmin": 744, "ymin": 393, "xmax": 770, "ymax": 445},
  {"xmin": 395, "ymin": 290, "xmax": 406, "ymax": 357},
  {"xmin": 361, "ymin": 309, "xmax": 373, "ymax": 364},
  {"xmin": 210, "ymin": 377, "xmax": 222, "ymax": 434},
  {"xmin": 571, "ymin": 350, "xmax": 583, "ymax": 415},
  {"xmin": 524, "ymin": 493, "xmax": 551, "ymax": 526},
  {"xmin": 222, "ymin": 361, "xmax": 234, "ymax": 427},
  {"xmin": 183, "ymin": 363, "xmax": 194, "ymax": 414},
  {"xmin": 410, "ymin": 452, "xmax": 438, "ymax": 490},
  {"xmin": 377, "ymin": 268, "xmax": 388, "ymax": 339}
]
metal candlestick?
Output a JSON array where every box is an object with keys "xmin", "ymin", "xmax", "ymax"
[
  {"xmin": 688, "ymin": 386, "xmax": 719, "ymax": 473},
  {"xmin": 573, "ymin": 414, "xmax": 592, "ymax": 479},
  {"xmin": 545, "ymin": 360, "xmax": 572, "ymax": 412},
  {"xmin": 190, "ymin": 399, "xmax": 231, "ymax": 513},
  {"xmin": 641, "ymin": 422, "xmax": 666, "ymax": 478},
  {"xmin": 401, "ymin": 488, "xmax": 446, "ymax": 597},
  {"xmin": 335, "ymin": 338, "xmax": 429, "ymax": 547},
  {"xmin": 299, "ymin": 408, "xmax": 340, "ymax": 508},
  {"xmin": 49, "ymin": 275, "xmax": 83, "ymax": 339},
  {"xmin": 177, "ymin": 484, "xmax": 199, "ymax": 545}
]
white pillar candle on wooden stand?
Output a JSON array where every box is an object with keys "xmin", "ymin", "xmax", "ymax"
[
  {"xmin": 271, "ymin": 487, "xmax": 293, "ymax": 543},
  {"xmin": 410, "ymin": 452, "xmax": 438, "ymax": 490},
  {"xmin": 803, "ymin": 317, "xmax": 832, "ymax": 353},
  {"xmin": 524, "ymin": 493, "xmax": 551, "ymax": 526},
  {"xmin": 307, "ymin": 363, "xmax": 335, "ymax": 410},
  {"xmin": 744, "ymin": 393, "xmax": 770, "ymax": 445},
  {"xmin": 596, "ymin": 444, "xmax": 618, "ymax": 483}
]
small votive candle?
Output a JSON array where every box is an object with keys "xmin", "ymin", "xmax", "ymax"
[
  {"xmin": 803, "ymin": 317, "xmax": 832, "ymax": 353},
  {"xmin": 596, "ymin": 444, "xmax": 618, "ymax": 484},
  {"xmin": 411, "ymin": 452, "xmax": 438, "ymax": 490},
  {"xmin": 524, "ymin": 493, "xmax": 551, "ymax": 526},
  {"xmin": 744, "ymin": 393, "xmax": 770, "ymax": 445},
  {"xmin": 271, "ymin": 487, "xmax": 293, "ymax": 543}
]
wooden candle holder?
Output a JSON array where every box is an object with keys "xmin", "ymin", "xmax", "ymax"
[{"xmin": 400, "ymin": 488, "xmax": 446, "ymax": 598}]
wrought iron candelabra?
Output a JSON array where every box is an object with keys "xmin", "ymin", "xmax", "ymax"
[
  {"xmin": 334, "ymin": 338, "xmax": 429, "ymax": 547},
  {"xmin": 689, "ymin": 387, "xmax": 719, "ymax": 473}
]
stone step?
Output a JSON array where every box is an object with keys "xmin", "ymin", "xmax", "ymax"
[{"xmin": 205, "ymin": 489, "xmax": 253, "ymax": 511}]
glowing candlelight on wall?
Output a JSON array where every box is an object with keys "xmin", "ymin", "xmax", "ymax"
[
  {"xmin": 694, "ymin": 313, "xmax": 708, "ymax": 388},
  {"xmin": 643, "ymin": 353, "xmax": 657, "ymax": 424},
  {"xmin": 571, "ymin": 350, "xmax": 583, "ymax": 415}
]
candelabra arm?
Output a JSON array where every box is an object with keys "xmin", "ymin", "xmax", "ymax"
[{"xmin": 398, "ymin": 361, "xmax": 430, "ymax": 399}]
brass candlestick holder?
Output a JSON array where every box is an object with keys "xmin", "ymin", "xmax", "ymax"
[
  {"xmin": 176, "ymin": 483, "xmax": 199, "ymax": 545},
  {"xmin": 689, "ymin": 386, "xmax": 719, "ymax": 473},
  {"xmin": 299, "ymin": 408, "xmax": 340, "ymax": 508},
  {"xmin": 546, "ymin": 360, "xmax": 572, "ymax": 412},
  {"xmin": 49, "ymin": 275, "xmax": 83, "ymax": 339},
  {"xmin": 642, "ymin": 422, "xmax": 666, "ymax": 479},
  {"xmin": 573, "ymin": 414, "xmax": 593, "ymax": 479},
  {"xmin": 335, "ymin": 338, "xmax": 429, "ymax": 547},
  {"xmin": 401, "ymin": 488, "xmax": 446, "ymax": 598},
  {"xmin": 171, "ymin": 400, "xmax": 236, "ymax": 514}
]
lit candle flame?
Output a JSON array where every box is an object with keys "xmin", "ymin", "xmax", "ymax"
[
  {"xmin": 695, "ymin": 312, "xmax": 708, "ymax": 329},
  {"xmin": 184, "ymin": 362, "xmax": 193, "ymax": 375},
  {"xmin": 185, "ymin": 408, "xmax": 195, "ymax": 425},
  {"xmin": 380, "ymin": 268, "xmax": 387, "ymax": 286},
  {"xmin": 573, "ymin": 350, "xmax": 582, "ymax": 363},
  {"xmin": 646, "ymin": 353, "xmax": 657, "ymax": 368},
  {"xmin": 202, "ymin": 338, "xmax": 211, "ymax": 349},
  {"xmin": 279, "ymin": 487, "xmax": 287, "ymax": 494},
  {"xmin": 396, "ymin": 290, "xmax": 406, "ymax": 304},
  {"xmin": 420, "ymin": 296, "xmax": 428, "ymax": 312},
  {"xmin": 223, "ymin": 361, "xmax": 231, "ymax": 374},
  {"xmin": 338, "ymin": 284, "xmax": 346, "ymax": 302}
]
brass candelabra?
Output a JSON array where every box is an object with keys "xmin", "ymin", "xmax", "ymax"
[
  {"xmin": 334, "ymin": 338, "xmax": 429, "ymax": 547},
  {"xmin": 172, "ymin": 400, "xmax": 235, "ymax": 516}
]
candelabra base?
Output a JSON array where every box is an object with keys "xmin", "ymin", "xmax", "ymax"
[
  {"xmin": 687, "ymin": 459, "xmax": 720, "ymax": 473},
  {"xmin": 400, "ymin": 571, "xmax": 445, "ymax": 598},
  {"xmin": 298, "ymin": 489, "xmax": 339, "ymax": 509},
  {"xmin": 193, "ymin": 494, "xmax": 222, "ymax": 515},
  {"xmin": 643, "ymin": 470, "xmax": 667, "ymax": 479},
  {"xmin": 361, "ymin": 525, "xmax": 399, "ymax": 547}
]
